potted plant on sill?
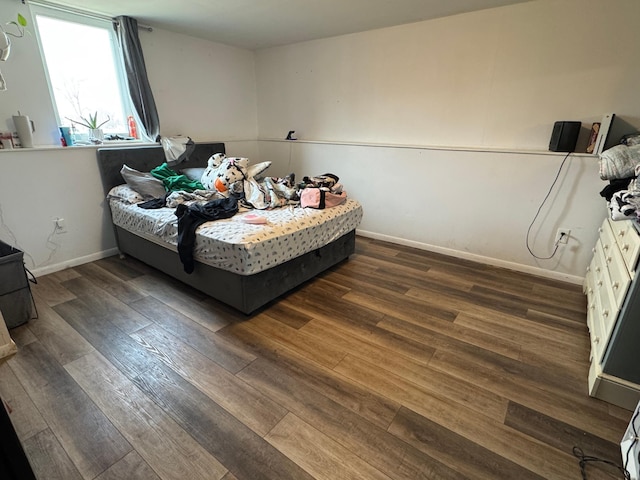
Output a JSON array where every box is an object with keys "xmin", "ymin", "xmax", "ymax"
[
  {"xmin": 0, "ymin": 13, "xmax": 28, "ymax": 91},
  {"xmin": 66, "ymin": 112, "xmax": 111, "ymax": 144}
]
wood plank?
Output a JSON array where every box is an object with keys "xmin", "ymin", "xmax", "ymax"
[
  {"xmin": 280, "ymin": 297, "xmax": 441, "ymax": 365},
  {"xmin": 301, "ymin": 319, "xmax": 507, "ymax": 422},
  {"xmin": 470, "ymin": 284, "xmax": 586, "ymax": 323},
  {"xmin": 526, "ymin": 307, "xmax": 589, "ymax": 332},
  {"xmin": 428, "ymin": 348, "xmax": 628, "ymax": 444},
  {"xmin": 58, "ymin": 294, "xmax": 311, "ymax": 480},
  {"xmin": 60, "ymin": 277, "xmax": 152, "ymax": 334},
  {"xmin": 128, "ymin": 295, "xmax": 255, "ymax": 374},
  {"xmin": 299, "ymin": 317, "xmax": 435, "ymax": 368},
  {"xmin": 8, "ymin": 323, "xmax": 37, "ymax": 348},
  {"xmin": 129, "ymin": 323, "xmax": 287, "ymax": 436},
  {"xmin": 218, "ymin": 321, "xmax": 401, "ymax": 430},
  {"xmin": 21, "ymin": 428, "xmax": 83, "ymax": 480},
  {"xmin": 244, "ymin": 313, "xmax": 347, "ymax": 369},
  {"xmin": 262, "ymin": 301, "xmax": 314, "ymax": 329},
  {"xmin": 65, "ymin": 351, "xmax": 229, "ymax": 480},
  {"xmin": 24, "ymin": 299, "xmax": 94, "ymax": 366},
  {"xmin": 8, "ymin": 341, "xmax": 132, "ymax": 480},
  {"xmin": 0, "ymin": 363, "xmax": 48, "ymax": 441},
  {"xmin": 266, "ymin": 413, "xmax": 393, "ymax": 480},
  {"xmin": 54, "ymin": 298, "xmax": 158, "ymax": 380},
  {"xmin": 504, "ymin": 401, "xmax": 622, "ymax": 468},
  {"xmin": 30, "ymin": 273, "xmax": 77, "ymax": 306},
  {"xmin": 127, "ymin": 274, "xmax": 233, "ymax": 332},
  {"xmin": 453, "ymin": 311, "xmax": 589, "ymax": 368},
  {"xmin": 377, "ymin": 315, "xmax": 521, "ymax": 362},
  {"xmin": 237, "ymin": 356, "xmax": 464, "ymax": 480},
  {"xmin": 132, "ymin": 363, "xmax": 315, "ymax": 480},
  {"xmin": 325, "ymin": 266, "xmax": 411, "ymax": 294},
  {"xmin": 532, "ymin": 283, "xmax": 587, "ymax": 313},
  {"xmin": 94, "ymin": 255, "xmax": 153, "ymax": 280},
  {"xmin": 330, "ymin": 275, "xmax": 459, "ymax": 323},
  {"xmin": 94, "ymin": 451, "xmax": 161, "ymax": 480},
  {"xmin": 350, "ymin": 253, "xmax": 475, "ymax": 292},
  {"xmin": 333, "ymin": 353, "xmax": 581, "ymax": 479},
  {"xmin": 347, "ymin": 290, "xmax": 522, "ymax": 359},
  {"xmin": 405, "ymin": 284, "xmax": 530, "ymax": 318},
  {"xmin": 74, "ymin": 262, "xmax": 147, "ymax": 305},
  {"xmin": 388, "ymin": 406, "xmax": 545, "ymax": 480}
]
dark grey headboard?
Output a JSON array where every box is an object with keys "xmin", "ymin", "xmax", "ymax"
[{"xmin": 96, "ymin": 142, "xmax": 225, "ymax": 194}]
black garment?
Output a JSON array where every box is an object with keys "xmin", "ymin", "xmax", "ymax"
[
  {"xmin": 175, "ymin": 197, "xmax": 239, "ymax": 273},
  {"xmin": 600, "ymin": 177, "xmax": 634, "ymax": 201},
  {"xmin": 138, "ymin": 194, "xmax": 168, "ymax": 209}
]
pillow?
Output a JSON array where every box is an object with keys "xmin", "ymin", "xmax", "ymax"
[
  {"xmin": 180, "ymin": 167, "xmax": 206, "ymax": 181},
  {"xmin": 120, "ymin": 164, "xmax": 166, "ymax": 199},
  {"xmin": 107, "ymin": 185, "xmax": 144, "ymax": 204}
]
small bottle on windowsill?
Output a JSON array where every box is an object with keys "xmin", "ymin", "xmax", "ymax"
[{"xmin": 128, "ymin": 115, "xmax": 138, "ymax": 139}]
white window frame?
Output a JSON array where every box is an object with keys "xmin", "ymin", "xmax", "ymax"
[{"xmin": 30, "ymin": 3, "xmax": 137, "ymax": 141}]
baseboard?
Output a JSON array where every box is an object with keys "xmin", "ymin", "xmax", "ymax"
[
  {"xmin": 30, "ymin": 248, "xmax": 119, "ymax": 278},
  {"xmin": 356, "ymin": 229, "xmax": 584, "ymax": 285}
]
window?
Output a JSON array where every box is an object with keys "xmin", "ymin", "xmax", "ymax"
[{"xmin": 31, "ymin": 5, "xmax": 137, "ymax": 140}]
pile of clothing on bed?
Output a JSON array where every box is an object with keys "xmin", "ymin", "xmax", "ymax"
[
  {"xmin": 115, "ymin": 153, "xmax": 351, "ymax": 273},
  {"xmin": 599, "ymin": 139, "xmax": 640, "ymax": 221}
]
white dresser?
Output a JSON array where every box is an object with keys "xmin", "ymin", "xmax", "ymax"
[{"xmin": 584, "ymin": 216, "xmax": 640, "ymax": 409}]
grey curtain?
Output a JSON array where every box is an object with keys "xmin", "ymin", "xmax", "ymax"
[{"xmin": 113, "ymin": 15, "xmax": 160, "ymax": 141}]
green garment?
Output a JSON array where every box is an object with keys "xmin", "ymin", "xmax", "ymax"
[{"xmin": 150, "ymin": 163, "xmax": 205, "ymax": 193}]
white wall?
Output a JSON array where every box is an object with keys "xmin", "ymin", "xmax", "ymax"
[
  {"xmin": 255, "ymin": 0, "xmax": 640, "ymax": 282},
  {"xmin": 141, "ymin": 29, "xmax": 258, "ymax": 141},
  {"xmin": 0, "ymin": 0, "xmax": 258, "ymax": 275},
  {"xmin": 256, "ymin": 0, "xmax": 640, "ymax": 150}
]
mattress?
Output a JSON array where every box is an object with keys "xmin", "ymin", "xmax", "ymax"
[{"xmin": 108, "ymin": 186, "xmax": 363, "ymax": 275}]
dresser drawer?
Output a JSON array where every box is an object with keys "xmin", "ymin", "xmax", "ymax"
[
  {"xmin": 600, "ymin": 219, "xmax": 618, "ymax": 261},
  {"xmin": 592, "ymin": 240, "xmax": 608, "ymax": 289},
  {"xmin": 596, "ymin": 271, "xmax": 619, "ymax": 342},
  {"xmin": 608, "ymin": 219, "xmax": 640, "ymax": 275},
  {"xmin": 588, "ymin": 289, "xmax": 605, "ymax": 363},
  {"xmin": 601, "ymin": 238, "xmax": 631, "ymax": 309}
]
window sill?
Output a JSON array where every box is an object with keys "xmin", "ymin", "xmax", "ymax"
[{"xmin": 0, "ymin": 140, "xmax": 157, "ymax": 152}]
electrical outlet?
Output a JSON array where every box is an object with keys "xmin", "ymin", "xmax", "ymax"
[
  {"xmin": 555, "ymin": 228, "xmax": 570, "ymax": 244},
  {"xmin": 54, "ymin": 217, "xmax": 67, "ymax": 233}
]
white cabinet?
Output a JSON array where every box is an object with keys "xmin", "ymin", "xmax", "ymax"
[{"xmin": 584, "ymin": 217, "xmax": 640, "ymax": 409}]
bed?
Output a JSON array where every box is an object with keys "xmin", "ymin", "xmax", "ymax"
[{"xmin": 96, "ymin": 142, "xmax": 362, "ymax": 314}]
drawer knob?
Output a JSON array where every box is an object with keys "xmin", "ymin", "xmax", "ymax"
[
  {"xmin": 596, "ymin": 267, "xmax": 601, "ymax": 273},
  {"xmin": 603, "ymin": 243, "xmax": 610, "ymax": 250},
  {"xmin": 623, "ymin": 244, "xmax": 630, "ymax": 251},
  {"xmin": 613, "ymin": 282, "xmax": 620, "ymax": 289},
  {"xmin": 594, "ymin": 337, "xmax": 600, "ymax": 343},
  {"xmin": 606, "ymin": 256, "xmax": 612, "ymax": 263},
  {"xmin": 592, "ymin": 247, "xmax": 596, "ymax": 253},
  {"xmin": 597, "ymin": 280, "xmax": 603, "ymax": 287},
  {"xmin": 618, "ymin": 231, "xmax": 625, "ymax": 237},
  {"xmin": 603, "ymin": 309, "xmax": 609, "ymax": 317},
  {"xmin": 599, "ymin": 227, "xmax": 603, "ymax": 233}
]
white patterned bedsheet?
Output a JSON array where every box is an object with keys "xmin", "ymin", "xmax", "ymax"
[{"xmin": 108, "ymin": 189, "xmax": 363, "ymax": 275}]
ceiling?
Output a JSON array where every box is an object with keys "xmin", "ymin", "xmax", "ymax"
[{"xmin": 33, "ymin": 0, "xmax": 535, "ymax": 50}]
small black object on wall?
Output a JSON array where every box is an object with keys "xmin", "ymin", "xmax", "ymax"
[{"xmin": 549, "ymin": 121, "xmax": 581, "ymax": 152}]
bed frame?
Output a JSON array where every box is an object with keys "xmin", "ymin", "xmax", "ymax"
[{"xmin": 96, "ymin": 142, "xmax": 355, "ymax": 314}]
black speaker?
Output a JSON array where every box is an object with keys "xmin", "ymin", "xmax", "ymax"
[{"xmin": 549, "ymin": 121, "xmax": 581, "ymax": 152}]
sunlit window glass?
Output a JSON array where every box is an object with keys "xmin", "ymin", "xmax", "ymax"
[{"xmin": 35, "ymin": 13, "xmax": 129, "ymax": 136}]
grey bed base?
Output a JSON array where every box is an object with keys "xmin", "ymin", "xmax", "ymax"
[{"xmin": 96, "ymin": 142, "xmax": 355, "ymax": 314}]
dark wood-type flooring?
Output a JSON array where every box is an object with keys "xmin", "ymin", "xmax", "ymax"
[{"xmin": 0, "ymin": 237, "xmax": 632, "ymax": 479}]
